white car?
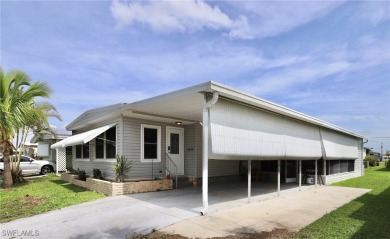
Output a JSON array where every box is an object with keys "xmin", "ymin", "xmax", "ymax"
[{"xmin": 0, "ymin": 155, "xmax": 56, "ymax": 176}]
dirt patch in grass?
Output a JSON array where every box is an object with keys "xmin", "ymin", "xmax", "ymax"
[
  {"xmin": 15, "ymin": 194, "xmax": 46, "ymax": 208},
  {"xmin": 131, "ymin": 228, "xmax": 295, "ymax": 239}
]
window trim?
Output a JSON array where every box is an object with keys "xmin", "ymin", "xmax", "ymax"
[
  {"xmin": 141, "ymin": 124, "xmax": 161, "ymax": 163},
  {"xmin": 95, "ymin": 126, "xmax": 117, "ymax": 161},
  {"xmin": 326, "ymin": 159, "xmax": 355, "ymax": 175}
]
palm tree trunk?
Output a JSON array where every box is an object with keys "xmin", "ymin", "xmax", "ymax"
[{"xmin": 2, "ymin": 141, "xmax": 13, "ymax": 188}]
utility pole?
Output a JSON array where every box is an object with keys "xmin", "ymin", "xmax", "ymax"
[{"xmin": 381, "ymin": 142, "xmax": 383, "ymax": 156}]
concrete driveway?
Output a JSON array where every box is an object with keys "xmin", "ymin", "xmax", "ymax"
[{"xmin": 0, "ymin": 183, "xmax": 369, "ymax": 239}]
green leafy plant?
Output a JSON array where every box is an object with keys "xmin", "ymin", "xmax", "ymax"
[
  {"xmin": 386, "ymin": 159, "xmax": 390, "ymax": 169},
  {"xmin": 364, "ymin": 155, "xmax": 377, "ymax": 167},
  {"xmin": 92, "ymin": 169, "xmax": 104, "ymax": 180},
  {"xmin": 114, "ymin": 155, "xmax": 132, "ymax": 182},
  {"xmin": 77, "ymin": 170, "xmax": 87, "ymax": 181}
]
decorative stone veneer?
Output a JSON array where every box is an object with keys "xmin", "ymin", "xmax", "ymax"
[{"xmin": 60, "ymin": 173, "xmax": 172, "ymax": 196}]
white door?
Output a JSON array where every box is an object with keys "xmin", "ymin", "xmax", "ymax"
[{"xmin": 166, "ymin": 127, "xmax": 184, "ymax": 175}]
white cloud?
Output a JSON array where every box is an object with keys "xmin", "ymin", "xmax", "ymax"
[
  {"xmin": 358, "ymin": 1, "xmax": 390, "ymax": 25},
  {"xmin": 110, "ymin": 0, "xmax": 250, "ymax": 38},
  {"xmin": 227, "ymin": 1, "xmax": 342, "ymax": 38}
]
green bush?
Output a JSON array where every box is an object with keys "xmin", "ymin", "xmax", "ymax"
[
  {"xmin": 365, "ymin": 155, "xmax": 377, "ymax": 167},
  {"xmin": 92, "ymin": 169, "xmax": 103, "ymax": 180},
  {"xmin": 386, "ymin": 160, "xmax": 390, "ymax": 169},
  {"xmin": 78, "ymin": 170, "xmax": 87, "ymax": 181},
  {"xmin": 114, "ymin": 155, "xmax": 132, "ymax": 182}
]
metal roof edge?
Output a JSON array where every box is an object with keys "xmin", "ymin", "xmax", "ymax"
[
  {"xmin": 128, "ymin": 81, "xmax": 212, "ymax": 107},
  {"xmin": 66, "ymin": 103, "xmax": 126, "ymax": 131}
]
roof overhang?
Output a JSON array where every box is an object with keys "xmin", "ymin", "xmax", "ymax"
[{"xmin": 66, "ymin": 81, "xmax": 364, "ymax": 139}]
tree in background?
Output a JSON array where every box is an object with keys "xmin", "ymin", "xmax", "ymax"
[{"xmin": 0, "ymin": 68, "xmax": 53, "ymax": 188}]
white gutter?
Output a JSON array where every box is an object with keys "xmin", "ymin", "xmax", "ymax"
[{"xmin": 201, "ymin": 92, "xmax": 219, "ymax": 216}]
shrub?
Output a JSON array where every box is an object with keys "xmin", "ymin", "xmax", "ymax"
[
  {"xmin": 114, "ymin": 155, "xmax": 132, "ymax": 182},
  {"xmin": 92, "ymin": 169, "xmax": 104, "ymax": 180},
  {"xmin": 78, "ymin": 170, "xmax": 87, "ymax": 181},
  {"xmin": 364, "ymin": 155, "xmax": 377, "ymax": 167},
  {"xmin": 386, "ymin": 160, "xmax": 390, "ymax": 169}
]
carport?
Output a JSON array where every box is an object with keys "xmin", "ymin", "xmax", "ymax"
[{"xmin": 125, "ymin": 81, "xmax": 362, "ymax": 215}]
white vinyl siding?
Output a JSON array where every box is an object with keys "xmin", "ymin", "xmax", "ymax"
[
  {"xmin": 209, "ymin": 99, "xmax": 322, "ymax": 160},
  {"xmin": 321, "ymin": 128, "xmax": 359, "ymax": 160},
  {"xmin": 122, "ymin": 118, "xmax": 167, "ymax": 179}
]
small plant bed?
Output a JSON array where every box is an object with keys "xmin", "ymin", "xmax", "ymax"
[
  {"xmin": 293, "ymin": 165, "xmax": 390, "ymax": 239},
  {"xmin": 61, "ymin": 173, "xmax": 172, "ymax": 196},
  {"xmin": 0, "ymin": 174, "xmax": 105, "ymax": 223}
]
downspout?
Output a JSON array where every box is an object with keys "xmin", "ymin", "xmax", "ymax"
[
  {"xmin": 319, "ymin": 128, "xmax": 326, "ymax": 184},
  {"xmin": 201, "ymin": 92, "xmax": 219, "ymax": 216}
]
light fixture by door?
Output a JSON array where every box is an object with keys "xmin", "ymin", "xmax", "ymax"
[{"xmin": 175, "ymin": 121, "xmax": 182, "ymax": 126}]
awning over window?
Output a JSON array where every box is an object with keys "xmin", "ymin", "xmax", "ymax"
[
  {"xmin": 209, "ymin": 99, "xmax": 322, "ymax": 160},
  {"xmin": 320, "ymin": 128, "xmax": 358, "ymax": 160},
  {"xmin": 51, "ymin": 123, "xmax": 116, "ymax": 149}
]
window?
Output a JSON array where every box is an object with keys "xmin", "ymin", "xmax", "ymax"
[
  {"xmin": 326, "ymin": 160, "xmax": 355, "ymax": 175},
  {"xmin": 348, "ymin": 160, "xmax": 355, "ymax": 172},
  {"xmin": 76, "ymin": 143, "xmax": 89, "ymax": 159},
  {"xmin": 66, "ymin": 147, "xmax": 73, "ymax": 156},
  {"xmin": 141, "ymin": 124, "xmax": 161, "ymax": 162},
  {"xmin": 95, "ymin": 126, "xmax": 116, "ymax": 159}
]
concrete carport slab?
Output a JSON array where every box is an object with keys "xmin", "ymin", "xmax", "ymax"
[
  {"xmin": 0, "ymin": 184, "xmax": 369, "ymax": 239},
  {"xmin": 155, "ymin": 186, "xmax": 370, "ymax": 238}
]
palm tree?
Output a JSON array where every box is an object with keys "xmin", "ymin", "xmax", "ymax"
[{"xmin": 0, "ymin": 68, "xmax": 52, "ymax": 188}]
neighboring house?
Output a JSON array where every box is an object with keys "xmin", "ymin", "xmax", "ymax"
[
  {"xmin": 52, "ymin": 81, "xmax": 364, "ymax": 214},
  {"xmin": 31, "ymin": 133, "xmax": 71, "ymax": 173}
]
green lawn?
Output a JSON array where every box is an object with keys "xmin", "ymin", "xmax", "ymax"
[
  {"xmin": 0, "ymin": 174, "xmax": 105, "ymax": 223},
  {"xmin": 294, "ymin": 165, "xmax": 390, "ymax": 239}
]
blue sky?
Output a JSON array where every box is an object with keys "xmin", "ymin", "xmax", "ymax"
[{"xmin": 1, "ymin": 0, "xmax": 389, "ymax": 153}]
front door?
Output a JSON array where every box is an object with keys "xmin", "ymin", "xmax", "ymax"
[{"xmin": 166, "ymin": 127, "xmax": 184, "ymax": 175}]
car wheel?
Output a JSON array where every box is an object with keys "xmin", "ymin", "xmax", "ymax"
[
  {"xmin": 41, "ymin": 165, "xmax": 53, "ymax": 175},
  {"xmin": 0, "ymin": 170, "xmax": 3, "ymax": 178}
]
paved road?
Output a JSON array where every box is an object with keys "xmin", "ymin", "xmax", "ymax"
[{"xmin": 0, "ymin": 184, "xmax": 369, "ymax": 239}]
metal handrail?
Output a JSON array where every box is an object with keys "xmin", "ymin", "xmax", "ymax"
[{"xmin": 165, "ymin": 153, "xmax": 178, "ymax": 189}]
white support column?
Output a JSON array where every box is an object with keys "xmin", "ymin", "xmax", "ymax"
[
  {"xmin": 299, "ymin": 160, "xmax": 302, "ymax": 191},
  {"xmin": 248, "ymin": 160, "xmax": 251, "ymax": 203},
  {"xmin": 201, "ymin": 105, "xmax": 209, "ymax": 215},
  {"xmin": 323, "ymin": 159, "xmax": 326, "ymax": 184},
  {"xmin": 201, "ymin": 92, "xmax": 218, "ymax": 216},
  {"xmin": 277, "ymin": 160, "xmax": 280, "ymax": 196},
  {"xmin": 56, "ymin": 148, "xmax": 59, "ymax": 175},
  {"xmin": 315, "ymin": 160, "xmax": 318, "ymax": 187}
]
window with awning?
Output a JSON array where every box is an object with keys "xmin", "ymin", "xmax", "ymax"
[{"xmin": 51, "ymin": 123, "xmax": 117, "ymax": 149}]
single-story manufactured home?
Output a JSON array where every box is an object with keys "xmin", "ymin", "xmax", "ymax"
[{"xmin": 52, "ymin": 81, "xmax": 364, "ymax": 214}]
